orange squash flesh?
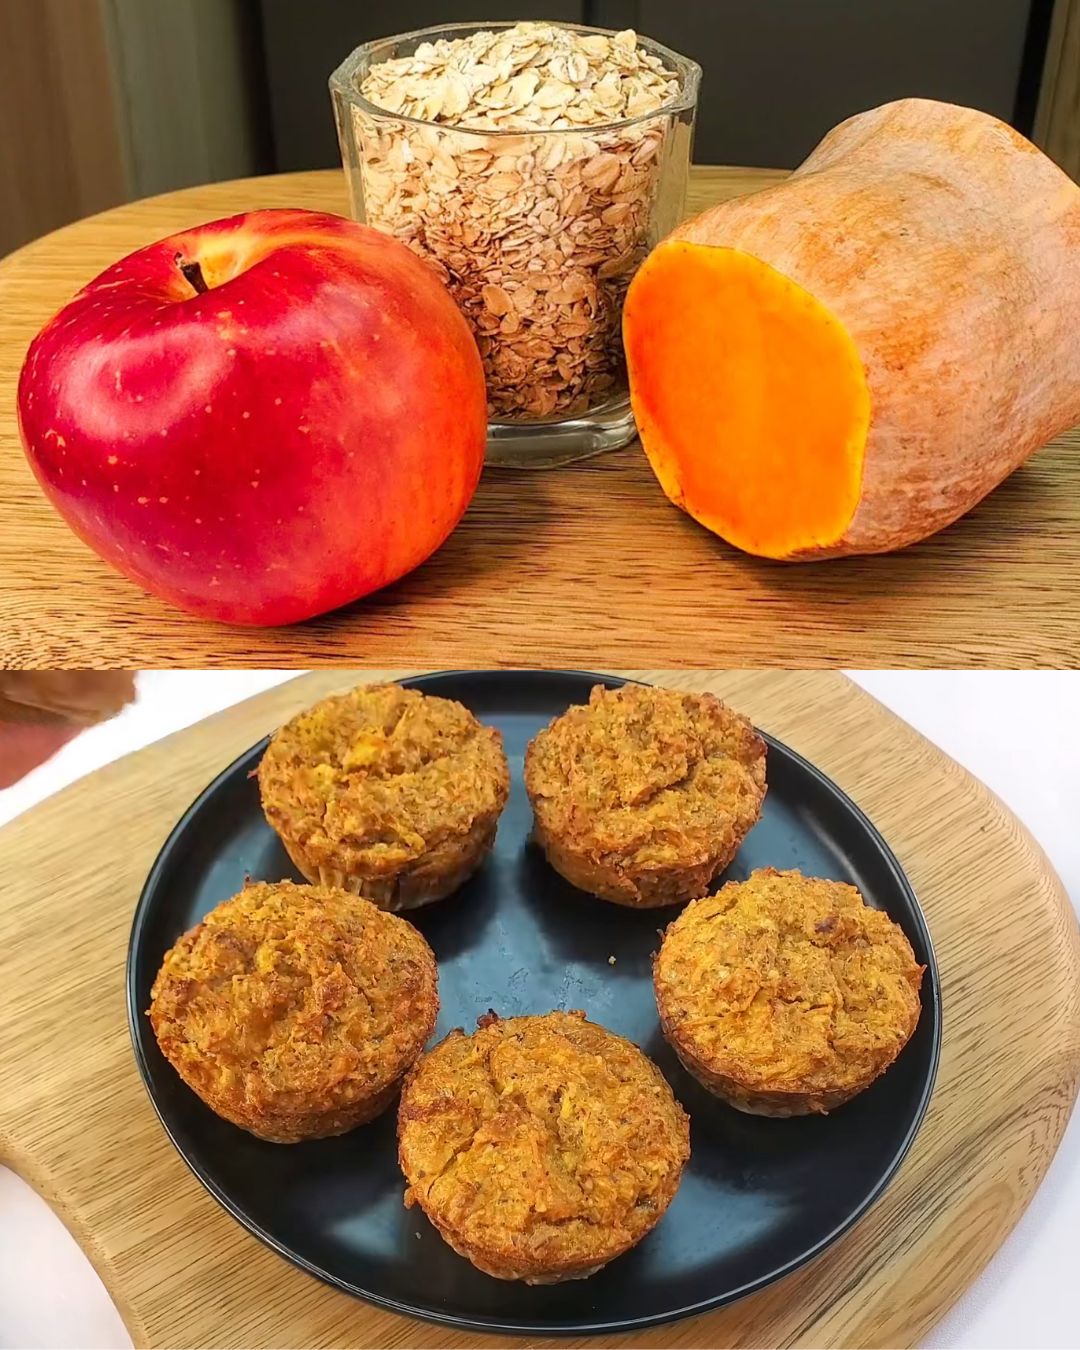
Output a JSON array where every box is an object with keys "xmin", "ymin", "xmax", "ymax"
[
  {"xmin": 624, "ymin": 241, "xmax": 871, "ymax": 559},
  {"xmin": 624, "ymin": 100, "xmax": 1080, "ymax": 560}
]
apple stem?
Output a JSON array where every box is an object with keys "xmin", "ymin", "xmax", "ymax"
[{"xmin": 175, "ymin": 252, "xmax": 209, "ymax": 296}]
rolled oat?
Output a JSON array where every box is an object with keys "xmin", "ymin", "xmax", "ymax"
[{"xmin": 353, "ymin": 23, "xmax": 686, "ymax": 421}]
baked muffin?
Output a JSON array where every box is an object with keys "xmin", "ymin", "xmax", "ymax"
[
  {"xmin": 148, "ymin": 880, "xmax": 439, "ymax": 1142},
  {"xmin": 398, "ymin": 1010, "xmax": 689, "ymax": 1283},
  {"xmin": 654, "ymin": 868, "xmax": 924, "ymax": 1116},
  {"xmin": 257, "ymin": 683, "xmax": 510, "ymax": 910},
  {"xmin": 524, "ymin": 684, "xmax": 766, "ymax": 907}
]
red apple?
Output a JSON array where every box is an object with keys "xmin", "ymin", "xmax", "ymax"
[{"xmin": 17, "ymin": 208, "xmax": 487, "ymax": 625}]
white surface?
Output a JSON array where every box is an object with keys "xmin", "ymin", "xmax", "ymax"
[{"xmin": 0, "ymin": 670, "xmax": 1076, "ymax": 1349}]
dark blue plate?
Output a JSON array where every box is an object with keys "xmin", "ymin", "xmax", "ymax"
[{"xmin": 127, "ymin": 669, "xmax": 941, "ymax": 1336}]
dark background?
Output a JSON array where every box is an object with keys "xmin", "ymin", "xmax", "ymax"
[
  {"xmin": 0, "ymin": 0, "xmax": 1061, "ymax": 260},
  {"xmin": 260, "ymin": 0, "xmax": 1053, "ymax": 170}
]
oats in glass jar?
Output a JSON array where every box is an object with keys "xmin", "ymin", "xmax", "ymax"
[{"xmin": 352, "ymin": 23, "xmax": 687, "ymax": 423}]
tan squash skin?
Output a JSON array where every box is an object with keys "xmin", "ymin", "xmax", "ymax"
[{"xmin": 626, "ymin": 98, "xmax": 1080, "ymax": 558}]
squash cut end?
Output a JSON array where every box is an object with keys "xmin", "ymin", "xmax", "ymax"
[{"xmin": 624, "ymin": 241, "xmax": 870, "ymax": 559}]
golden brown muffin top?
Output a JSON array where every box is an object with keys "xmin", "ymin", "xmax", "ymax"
[
  {"xmin": 398, "ymin": 1011, "xmax": 689, "ymax": 1271},
  {"xmin": 257, "ymin": 684, "xmax": 509, "ymax": 876},
  {"xmin": 149, "ymin": 880, "xmax": 439, "ymax": 1115},
  {"xmin": 655, "ymin": 868, "xmax": 923, "ymax": 1095},
  {"xmin": 525, "ymin": 684, "xmax": 765, "ymax": 868}
]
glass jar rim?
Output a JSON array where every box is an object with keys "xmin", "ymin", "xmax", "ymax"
[{"xmin": 329, "ymin": 20, "xmax": 702, "ymax": 139}]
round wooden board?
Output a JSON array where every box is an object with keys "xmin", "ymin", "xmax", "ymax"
[
  {"xmin": 1, "ymin": 670, "xmax": 1077, "ymax": 1350},
  {"xmin": 1, "ymin": 171, "xmax": 1079, "ymax": 670}
]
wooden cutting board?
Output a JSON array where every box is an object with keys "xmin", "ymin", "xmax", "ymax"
[
  {"xmin": 1, "ymin": 169, "xmax": 1078, "ymax": 670},
  {"xmin": 1, "ymin": 669, "xmax": 1078, "ymax": 1350}
]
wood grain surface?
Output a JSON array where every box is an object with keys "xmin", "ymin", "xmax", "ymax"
[
  {"xmin": 1, "ymin": 169, "xmax": 1078, "ymax": 669},
  {"xmin": 1, "ymin": 669, "xmax": 1077, "ymax": 1350}
]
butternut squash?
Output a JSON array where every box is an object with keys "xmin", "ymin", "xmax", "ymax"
[{"xmin": 623, "ymin": 99, "xmax": 1080, "ymax": 559}]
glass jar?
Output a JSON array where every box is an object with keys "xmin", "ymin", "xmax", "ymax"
[{"xmin": 329, "ymin": 23, "xmax": 700, "ymax": 468}]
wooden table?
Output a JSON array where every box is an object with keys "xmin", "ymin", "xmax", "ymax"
[{"xmin": 1, "ymin": 168, "xmax": 1077, "ymax": 669}]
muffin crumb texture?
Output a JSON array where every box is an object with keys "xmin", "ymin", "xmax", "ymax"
[
  {"xmin": 398, "ymin": 1010, "xmax": 689, "ymax": 1282},
  {"xmin": 258, "ymin": 684, "xmax": 509, "ymax": 909},
  {"xmin": 149, "ymin": 880, "xmax": 439, "ymax": 1141},
  {"xmin": 655, "ymin": 868, "xmax": 923, "ymax": 1115},
  {"xmin": 525, "ymin": 684, "xmax": 766, "ymax": 906}
]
